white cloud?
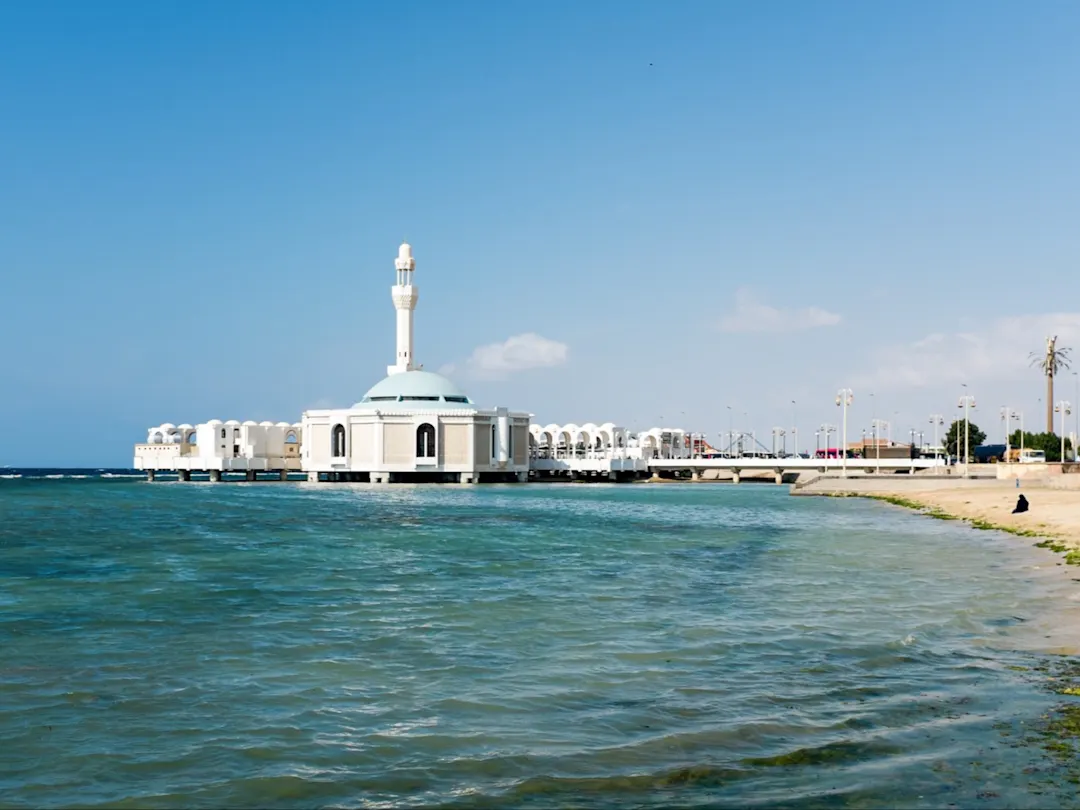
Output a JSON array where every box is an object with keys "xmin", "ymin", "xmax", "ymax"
[
  {"xmin": 455, "ymin": 332, "xmax": 568, "ymax": 381},
  {"xmin": 717, "ymin": 288, "xmax": 841, "ymax": 333},
  {"xmin": 853, "ymin": 312, "xmax": 1080, "ymax": 391}
]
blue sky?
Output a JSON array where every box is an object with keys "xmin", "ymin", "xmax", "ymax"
[{"xmin": 2, "ymin": 1, "xmax": 1080, "ymax": 466}]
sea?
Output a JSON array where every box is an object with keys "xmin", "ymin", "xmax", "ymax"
[{"xmin": 2, "ymin": 471, "xmax": 1080, "ymax": 809}]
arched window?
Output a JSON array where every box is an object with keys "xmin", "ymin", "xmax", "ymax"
[
  {"xmin": 416, "ymin": 423, "xmax": 436, "ymax": 458},
  {"xmin": 331, "ymin": 424, "xmax": 346, "ymax": 457},
  {"xmin": 285, "ymin": 431, "xmax": 298, "ymax": 444},
  {"xmin": 186, "ymin": 431, "xmax": 197, "ymax": 445}
]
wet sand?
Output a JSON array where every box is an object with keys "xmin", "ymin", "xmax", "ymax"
[
  {"xmin": 881, "ymin": 486, "xmax": 1080, "ymax": 548},
  {"xmin": 797, "ymin": 476, "xmax": 1080, "ymax": 549}
]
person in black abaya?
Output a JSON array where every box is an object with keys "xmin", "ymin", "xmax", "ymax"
[{"xmin": 1012, "ymin": 494, "xmax": 1029, "ymax": 514}]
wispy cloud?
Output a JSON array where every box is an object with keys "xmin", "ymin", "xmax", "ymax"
[
  {"xmin": 444, "ymin": 332, "xmax": 569, "ymax": 381},
  {"xmin": 717, "ymin": 288, "xmax": 841, "ymax": 333},
  {"xmin": 852, "ymin": 313, "xmax": 1080, "ymax": 390}
]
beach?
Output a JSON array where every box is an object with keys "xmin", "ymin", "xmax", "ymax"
[{"xmin": 796, "ymin": 475, "xmax": 1080, "ymax": 551}]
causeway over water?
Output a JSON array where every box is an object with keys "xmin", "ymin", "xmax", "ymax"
[{"xmin": 3, "ymin": 477, "xmax": 1080, "ymax": 808}]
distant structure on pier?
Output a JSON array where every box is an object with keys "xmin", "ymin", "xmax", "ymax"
[{"xmin": 135, "ymin": 242, "xmax": 531, "ymax": 483}]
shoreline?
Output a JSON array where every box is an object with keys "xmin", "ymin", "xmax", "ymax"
[{"xmin": 795, "ymin": 476, "xmax": 1080, "ymax": 565}]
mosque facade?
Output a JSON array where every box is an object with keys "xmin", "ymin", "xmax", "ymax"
[{"xmin": 134, "ymin": 242, "xmax": 532, "ymax": 483}]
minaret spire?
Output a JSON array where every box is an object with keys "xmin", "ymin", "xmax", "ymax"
[{"xmin": 387, "ymin": 241, "xmax": 418, "ymax": 376}]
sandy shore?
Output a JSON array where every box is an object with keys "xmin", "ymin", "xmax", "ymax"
[
  {"xmin": 880, "ymin": 487, "xmax": 1079, "ymax": 547},
  {"xmin": 798, "ymin": 477, "xmax": 1080, "ymax": 551}
]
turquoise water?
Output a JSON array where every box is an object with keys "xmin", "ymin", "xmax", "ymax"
[{"xmin": 2, "ymin": 479, "xmax": 1080, "ymax": 808}]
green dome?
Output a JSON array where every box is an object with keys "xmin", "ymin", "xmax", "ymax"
[{"xmin": 352, "ymin": 370, "xmax": 474, "ymax": 410}]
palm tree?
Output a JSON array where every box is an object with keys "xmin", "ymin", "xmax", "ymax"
[{"xmin": 1030, "ymin": 336, "xmax": 1072, "ymax": 432}]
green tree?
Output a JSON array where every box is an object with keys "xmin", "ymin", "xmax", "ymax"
[
  {"xmin": 944, "ymin": 419, "xmax": 986, "ymax": 460},
  {"xmin": 1007, "ymin": 430, "xmax": 1073, "ymax": 462}
]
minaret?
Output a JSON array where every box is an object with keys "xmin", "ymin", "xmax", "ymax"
[{"xmin": 387, "ymin": 241, "xmax": 418, "ymax": 376}]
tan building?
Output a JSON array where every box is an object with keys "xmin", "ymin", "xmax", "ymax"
[
  {"xmin": 300, "ymin": 243, "xmax": 531, "ymax": 484},
  {"xmin": 848, "ymin": 438, "xmax": 914, "ymax": 460}
]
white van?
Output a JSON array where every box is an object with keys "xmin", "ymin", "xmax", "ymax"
[{"xmin": 1019, "ymin": 448, "xmax": 1046, "ymax": 463}]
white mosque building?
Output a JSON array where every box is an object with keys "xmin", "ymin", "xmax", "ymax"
[{"xmin": 134, "ymin": 242, "xmax": 532, "ymax": 483}]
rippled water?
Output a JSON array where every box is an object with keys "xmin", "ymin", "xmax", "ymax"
[{"xmin": 2, "ymin": 479, "xmax": 1080, "ymax": 809}]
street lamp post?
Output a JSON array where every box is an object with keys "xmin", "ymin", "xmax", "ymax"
[
  {"xmin": 929, "ymin": 414, "xmax": 944, "ymax": 465},
  {"xmin": 1055, "ymin": 401, "xmax": 1072, "ymax": 462},
  {"xmin": 820, "ymin": 423, "xmax": 836, "ymax": 469},
  {"xmin": 791, "ymin": 400, "xmax": 798, "ymax": 459},
  {"xmin": 726, "ymin": 406, "xmax": 733, "ymax": 458},
  {"xmin": 872, "ymin": 418, "xmax": 888, "ymax": 473},
  {"xmin": 772, "ymin": 427, "xmax": 785, "ymax": 458},
  {"xmin": 836, "ymin": 388, "xmax": 853, "ymax": 477},
  {"xmin": 958, "ymin": 391, "xmax": 976, "ymax": 476},
  {"xmin": 1074, "ymin": 372, "xmax": 1079, "ymax": 461},
  {"xmin": 1000, "ymin": 407, "xmax": 1018, "ymax": 463}
]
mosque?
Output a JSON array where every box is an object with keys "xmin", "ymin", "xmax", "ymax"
[{"xmin": 134, "ymin": 242, "xmax": 533, "ymax": 483}]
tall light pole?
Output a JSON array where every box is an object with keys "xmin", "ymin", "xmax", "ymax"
[
  {"xmin": 1074, "ymin": 372, "xmax": 1079, "ymax": 460},
  {"xmin": 772, "ymin": 427, "xmax": 785, "ymax": 458},
  {"xmin": 1000, "ymin": 407, "xmax": 1018, "ymax": 463},
  {"xmin": 1055, "ymin": 401, "xmax": 1072, "ymax": 462},
  {"xmin": 958, "ymin": 390, "xmax": 976, "ymax": 476},
  {"xmin": 872, "ymin": 418, "xmax": 888, "ymax": 473},
  {"xmin": 929, "ymin": 414, "xmax": 944, "ymax": 465},
  {"xmin": 726, "ymin": 405, "xmax": 733, "ymax": 457},
  {"xmin": 791, "ymin": 399, "xmax": 798, "ymax": 458},
  {"xmin": 820, "ymin": 423, "xmax": 836, "ymax": 468},
  {"xmin": 836, "ymin": 388, "xmax": 853, "ymax": 477}
]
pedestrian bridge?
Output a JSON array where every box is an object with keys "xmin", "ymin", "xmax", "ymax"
[
  {"xmin": 650, "ymin": 457, "xmax": 946, "ymax": 471},
  {"xmin": 530, "ymin": 455, "xmax": 947, "ymax": 482}
]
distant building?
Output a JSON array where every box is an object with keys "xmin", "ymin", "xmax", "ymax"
[{"xmin": 135, "ymin": 242, "xmax": 532, "ymax": 483}]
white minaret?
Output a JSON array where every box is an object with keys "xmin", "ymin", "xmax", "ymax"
[{"xmin": 387, "ymin": 241, "xmax": 418, "ymax": 376}]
